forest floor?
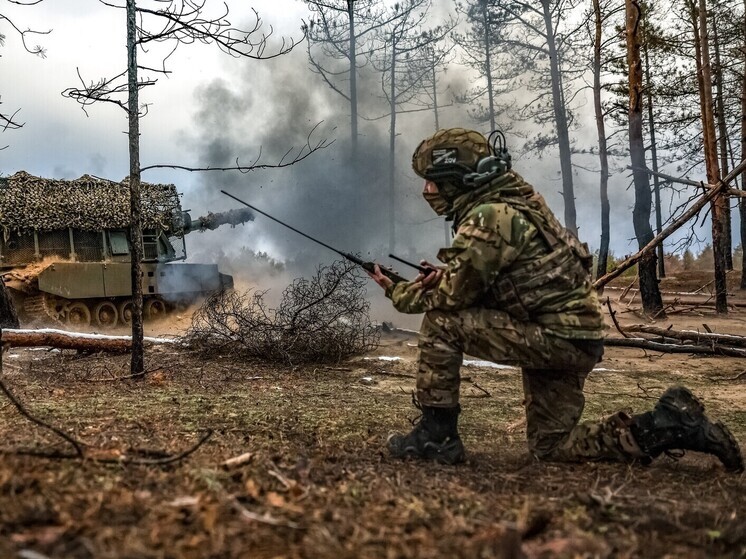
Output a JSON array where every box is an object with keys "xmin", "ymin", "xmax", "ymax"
[{"xmin": 0, "ymin": 271, "xmax": 744, "ymax": 559}]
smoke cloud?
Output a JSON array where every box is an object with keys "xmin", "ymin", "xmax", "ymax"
[{"xmin": 180, "ymin": 46, "xmax": 461, "ymax": 327}]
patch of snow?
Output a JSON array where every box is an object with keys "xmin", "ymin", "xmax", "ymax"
[
  {"xmin": 462, "ymin": 359, "xmax": 516, "ymax": 370},
  {"xmin": 592, "ymin": 367, "xmax": 622, "ymax": 372},
  {"xmin": 364, "ymin": 356, "xmax": 403, "ymax": 362},
  {"xmin": 4, "ymin": 328, "xmax": 178, "ymax": 344}
]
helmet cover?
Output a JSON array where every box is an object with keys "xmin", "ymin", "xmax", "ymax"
[{"xmin": 411, "ymin": 128, "xmax": 491, "ymax": 179}]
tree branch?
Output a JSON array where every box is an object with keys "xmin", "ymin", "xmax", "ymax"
[{"xmin": 595, "ymin": 158, "xmax": 746, "ymax": 288}]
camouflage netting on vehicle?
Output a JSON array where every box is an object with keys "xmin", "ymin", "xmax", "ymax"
[{"xmin": 0, "ymin": 171, "xmax": 182, "ymax": 233}]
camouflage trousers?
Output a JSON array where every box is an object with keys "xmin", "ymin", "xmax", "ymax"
[{"xmin": 416, "ymin": 308, "xmax": 644, "ymax": 462}]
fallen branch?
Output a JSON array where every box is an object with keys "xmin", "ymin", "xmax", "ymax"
[
  {"xmin": 2, "ymin": 328, "xmax": 178, "ymax": 352},
  {"xmin": 624, "ymin": 325, "xmax": 746, "ymax": 347},
  {"xmin": 596, "ymin": 158, "xmax": 746, "ymax": 289},
  {"xmin": 464, "ymin": 381, "xmax": 491, "ymax": 398},
  {"xmin": 114, "ymin": 431, "xmax": 212, "ymax": 465},
  {"xmin": 604, "ymin": 336, "xmax": 746, "ymax": 357},
  {"xmin": 707, "ymin": 370, "xmax": 746, "ymax": 382},
  {"xmin": 605, "ymin": 298, "xmax": 631, "ymax": 338}
]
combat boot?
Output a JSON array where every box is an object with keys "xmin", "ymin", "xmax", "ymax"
[
  {"xmin": 630, "ymin": 386, "xmax": 743, "ymax": 472},
  {"xmin": 387, "ymin": 404, "xmax": 465, "ymax": 465}
]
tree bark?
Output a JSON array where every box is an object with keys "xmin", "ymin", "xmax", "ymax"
[
  {"xmin": 481, "ymin": 0, "xmax": 496, "ymax": 132},
  {"xmin": 712, "ymin": 17, "xmax": 733, "ymax": 269},
  {"xmin": 388, "ymin": 33, "xmax": 397, "ymax": 253},
  {"xmin": 624, "ymin": 0, "xmax": 664, "ymax": 316},
  {"xmin": 2, "ymin": 330, "xmax": 132, "ymax": 352},
  {"xmin": 1, "ymin": 329, "xmax": 175, "ymax": 352},
  {"xmin": 0, "ymin": 282, "xmax": 19, "ymax": 329},
  {"xmin": 592, "ymin": 0, "xmax": 610, "ymax": 282},
  {"xmin": 542, "ymin": 0, "xmax": 577, "ymax": 235},
  {"xmin": 127, "ymin": 0, "xmax": 145, "ymax": 374},
  {"xmin": 604, "ymin": 336, "xmax": 746, "ymax": 357},
  {"xmin": 741, "ymin": 0, "xmax": 746, "ymax": 289},
  {"xmin": 697, "ymin": 0, "xmax": 728, "ymax": 314},
  {"xmin": 642, "ymin": 17, "xmax": 665, "ymax": 278}
]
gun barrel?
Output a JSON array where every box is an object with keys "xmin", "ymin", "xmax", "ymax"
[{"xmin": 184, "ymin": 207, "xmax": 255, "ymax": 233}]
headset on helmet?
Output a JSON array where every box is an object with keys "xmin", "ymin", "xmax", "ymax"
[
  {"xmin": 412, "ymin": 128, "xmax": 511, "ymax": 194},
  {"xmin": 463, "ymin": 130, "xmax": 512, "ymax": 188}
]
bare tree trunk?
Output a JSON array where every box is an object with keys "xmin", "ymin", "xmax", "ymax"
[
  {"xmin": 481, "ymin": 0, "xmax": 496, "ymax": 132},
  {"xmin": 697, "ymin": 0, "xmax": 728, "ymax": 313},
  {"xmin": 741, "ymin": 0, "xmax": 746, "ymax": 289},
  {"xmin": 432, "ymin": 61, "xmax": 440, "ymax": 131},
  {"xmin": 0, "ymin": 282, "xmax": 19, "ymax": 329},
  {"xmin": 348, "ymin": 0, "xmax": 358, "ymax": 161},
  {"xmin": 127, "ymin": 0, "xmax": 144, "ymax": 374},
  {"xmin": 541, "ymin": 0, "xmax": 577, "ymax": 235},
  {"xmin": 712, "ymin": 15, "xmax": 733, "ymax": 269},
  {"xmin": 643, "ymin": 25, "xmax": 665, "ymax": 278},
  {"xmin": 388, "ymin": 35, "xmax": 397, "ymax": 254},
  {"xmin": 592, "ymin": 0, "xmax": 610, "ymax": 281},
  {"xmin": 625, "ymin": 0, "xmax": 664, "ymax": 316}
]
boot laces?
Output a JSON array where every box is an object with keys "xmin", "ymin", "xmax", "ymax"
[{"xmin": 408, "ymin": 392, "xmax": 423, "ymax": 427}]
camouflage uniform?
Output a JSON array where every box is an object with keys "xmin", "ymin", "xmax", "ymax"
[
  {"xmin": 384, "ymin": 128, "xmax": 742, "ymax": 472},
  {"xmin": 386, "ymin": 131, "xmax": 645, "ymax": 463}
]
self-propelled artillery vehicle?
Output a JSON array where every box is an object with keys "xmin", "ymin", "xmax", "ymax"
[{"xmin": 0, "ymin": 171, "xmax": 253, "ymax": 328}]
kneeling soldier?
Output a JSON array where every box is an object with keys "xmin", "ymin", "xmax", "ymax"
[{"xmin": 367, "ymin": 128, "xmax": 743, "ymax": 472}]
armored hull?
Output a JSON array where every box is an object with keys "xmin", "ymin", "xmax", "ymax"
[{"xmin": 1, "ymin": 172, "xmax": 252, "ymax": 328}]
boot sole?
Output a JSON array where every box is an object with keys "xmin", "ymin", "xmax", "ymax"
[
  {"xmin": 387, "ymin": 434, "xmax": 465, "ymax": 465},
  {"xmin": 660, "ymin": 386, "xmax": 744, "ymax": 472},
  {"xmin": 424, "ymin": 439, "xmax": 466, "ymax": 465},
  {"xmin": 712, "ymin": 420, "xmax": 745, "ymax": 473}
]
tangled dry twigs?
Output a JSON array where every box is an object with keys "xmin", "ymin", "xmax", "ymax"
[{"xmin": 183, "ymin": 260, "xmax": 380, "ymax": 363}]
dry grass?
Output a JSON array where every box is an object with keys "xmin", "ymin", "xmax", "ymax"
[{"xmin": 0, "ymin": 325, "xmax": 744, "ymax": 559}]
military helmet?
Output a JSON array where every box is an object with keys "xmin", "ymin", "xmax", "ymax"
[{"xmin": 411, "ymin": 128, "xmax": 492, "ymax": 179}]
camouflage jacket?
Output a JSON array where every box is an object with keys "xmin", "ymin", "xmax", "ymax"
[{"xmin": 385, "ymin": 171, "xmax": 605, "ymax": 340}]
